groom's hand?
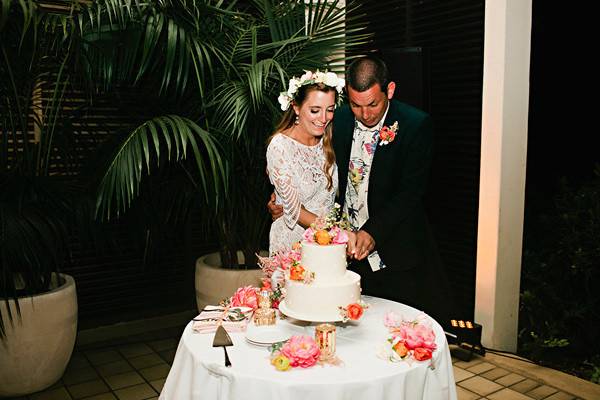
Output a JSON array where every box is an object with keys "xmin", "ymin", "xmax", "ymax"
[
  {"xmin": 354, "ymin": 230, "xmax": 375, "ymax": 260},
  {"xmin": 267, "ymin": 193, "xmax": 283, "ymax": 221}
]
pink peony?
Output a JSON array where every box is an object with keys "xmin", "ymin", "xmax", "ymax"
[
  {"xmin": 396, "ymin": 321, "xmax": 437, "ymax": 351},
  {"xmin": 302, "ymin": 227, "xmax": 317, "ymax": 243},
  {"xmin": 280, "ymin": 335, "xmax": 320, "ymax": 368},
  {"xmin": 230, "ymin": 286, "xmax": 258, "ymax": 309},
  {"xmin": 330, "ymin": 227, "xmax": 349, "ymax": 244}
]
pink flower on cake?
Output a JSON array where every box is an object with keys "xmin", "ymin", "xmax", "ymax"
[
  {"xmin": 280, "ymin": 335, "xmax": 321, "ymax": 368},
  {"xmin": 379, "ymin": 121, "xmax": 399, "ymax": 146},
  {"xmin": 229, "ymin": 285, "xmax": 258, "ymax": 309},
  {"xmin": 329, "ymin": 226, "xmax": 349, "ymax": 244}
]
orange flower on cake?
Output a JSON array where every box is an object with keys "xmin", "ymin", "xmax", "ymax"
[
  {"xmin": 346, "ymin": 303, "xmax": 364, "ymax": 320},
  {"xmin": 314, "ymin": 229, "xmax": 332, "ymax": 245},
  {"xmin": 338, "ymin": 300, "xmax": 368, "ymax": 322},
  {"xmin": 289, "ymin": 264, "xmax": 305, "ymax": 281}
]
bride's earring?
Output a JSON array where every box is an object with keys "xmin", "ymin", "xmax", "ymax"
[{"xmin": 294, "ymin": 115, "xmax": 299, "ymax": 125}]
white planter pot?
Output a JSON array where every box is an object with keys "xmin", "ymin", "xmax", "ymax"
[
  {"xmin": 0, "ymin": 273, "xmax": 78, "ymax": 397},
  {"xmin": 195, "ymin": 251, "xmax": 264, "ymax": 312}
]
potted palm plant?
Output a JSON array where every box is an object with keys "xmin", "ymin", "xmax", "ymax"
[
  {"xmin": 1, "ymin": 1, "xmax": 368, "ymax": 394},
  {"xmin": 0, "ymin": 0, "xmax": 230, "ymax": 396}
]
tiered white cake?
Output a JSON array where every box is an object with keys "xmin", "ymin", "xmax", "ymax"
[{"xmin": 280, "ymin": 242, "xmax": 361, "ymax": 322}]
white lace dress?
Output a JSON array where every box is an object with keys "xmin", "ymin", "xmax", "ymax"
[{"xmin": 267, "ymin": 133, "xmax": 338, "ymax": 255}]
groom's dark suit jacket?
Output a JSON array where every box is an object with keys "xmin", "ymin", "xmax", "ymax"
[{"xmin": 332, "ymin": 99, "xmax": 453, "ymax": 324}]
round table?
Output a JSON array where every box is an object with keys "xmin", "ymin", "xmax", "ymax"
[{"xmin": 159, "ymin": 296, "xmax": 457, "ymax": 400}]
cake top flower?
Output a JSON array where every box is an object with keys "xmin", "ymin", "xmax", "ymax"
[{"xmin": 303, "ymin": 203, "xmax": 350, "ymax": 245}]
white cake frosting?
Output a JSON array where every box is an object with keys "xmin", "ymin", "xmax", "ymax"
[{"xmin": 281, "ymin": 242, "xmax": 361, "ymax": 322}]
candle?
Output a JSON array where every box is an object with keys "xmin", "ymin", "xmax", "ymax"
[{"xmin": 315, "ymin": 323, "xmax": 336, "ymax": 359}]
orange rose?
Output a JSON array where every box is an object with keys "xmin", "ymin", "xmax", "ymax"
[
  {"xmin": 315, "ymin": 230, "xmax": 331, "ymax": 245},
  {"xmin": 290, "ymin": 265, "xmax": 305, "ymax": 281},
  {"xmin": 346, "ymin": 303, "xmax": 364, "ymax": 320},
  {"xmin": 413, "ymin": 347, "xmax": 433, "ymax": 361},
  {"xmin": 392, "ymin": 341, "xmax": 409, "ymax": 358}
]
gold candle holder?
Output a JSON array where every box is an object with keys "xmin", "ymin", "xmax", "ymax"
[
  {"xmin": 315, "ymin": 323, "xmax": 336, "ymax": 359},
  {"xmin": 253, "ymin": 290, "xmax": 275, "ymax": 326},
  {"xmin": 258, "ymin": 290, "xmax": 271, "ymax": 309}
]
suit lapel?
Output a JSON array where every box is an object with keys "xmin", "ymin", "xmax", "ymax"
[{"xmin": 369, "ymin": 100, "xmax": 402, "ymax": 197}]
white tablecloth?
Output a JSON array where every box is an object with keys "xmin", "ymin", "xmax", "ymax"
[{"xmin": 160, "ymin": 297, "xmax": 457, "ymax": 400}]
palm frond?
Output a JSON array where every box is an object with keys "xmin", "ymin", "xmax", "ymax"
[{"xmin": 95, "ymin": 115, "xmax": 225, "ymax": 220}]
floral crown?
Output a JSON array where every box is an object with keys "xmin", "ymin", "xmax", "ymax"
[{"xmin": 277, "ymin": 70, "xmax": 345, "ymax": 111}]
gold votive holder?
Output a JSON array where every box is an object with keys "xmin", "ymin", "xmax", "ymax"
[
  {"xmin": 253, "ymin": 308, "xmax": 276, "ymax": 326},
  {"xmin": 258, "ymin": 290, "xmax": 271, "ymax": 309},
  {"xmin": 315, "ymin": 323, "xmax": 336, "ymax": 359}
]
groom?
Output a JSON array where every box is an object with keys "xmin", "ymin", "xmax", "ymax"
[{"xmin": 270, "ymin": 55, "xmax": 453, "ymax": 325}]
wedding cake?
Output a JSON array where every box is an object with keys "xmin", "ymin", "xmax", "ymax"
[{"xmin": 280, "ymin": 242, "xmax": 361, "ymax": 322}]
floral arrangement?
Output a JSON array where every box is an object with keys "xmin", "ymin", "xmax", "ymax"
[
  {"xmin": 378, "ymin": 121, "xmax": 399, "ymax": 146},
  {"xmin": 257, "ymin": 246, "xmax": 301, "ymax": 278},
  {"xmin": 303, "ymin": 203, "xmax": 351, "ymax": 245},
  {"xmin": 278, "ymin": 70, "xmax": 345, "ymax": 111},
  {"xmin": 338, "ymin": 300, "xmax": 368, "ymax": 322},
  {"xmin": 378, "ymin": 312, "xmax": 437, "ymax": 363},
  {"xmin": 269, "ymin": 335, "xmax": 321, "ymax": 371}
]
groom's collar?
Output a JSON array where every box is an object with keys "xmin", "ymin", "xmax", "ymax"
[{"xmin": 355, "ymin": 102, "xmax": 390, "ymax": 132}]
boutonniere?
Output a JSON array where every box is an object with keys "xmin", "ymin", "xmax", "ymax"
[{"xmin": 379, "ymin": 121, "xmax": 399, "ymax": 146}]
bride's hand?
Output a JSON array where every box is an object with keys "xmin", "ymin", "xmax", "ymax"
[
  {"xmin": 345, "ymin": 230, "xmax": 357, "ymax": 258},
  {"xmin": 267, "ymin": 193, "xmax": 283, "ymax": 221}
]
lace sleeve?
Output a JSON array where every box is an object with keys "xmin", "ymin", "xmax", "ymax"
[{"xmin": 267, "ymin": 135, "xmax": 301, "ymax": 229}]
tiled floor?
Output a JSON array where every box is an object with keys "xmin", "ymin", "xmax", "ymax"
[
  {"xmin": 10, "ymin": 326, "xmax": 182, "ymax": 400},
  {"xmin": 12, "ymin": 324, "xmax": 600, "ymax": 400}
]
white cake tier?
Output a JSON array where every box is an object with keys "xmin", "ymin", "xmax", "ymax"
[
  {"xmin": 301, "ymin": 241, "xmax": 347, "ymax": 282},
  {"xmin": 282, "ymin": 271, "xmax": 361, "ymax": 322}
]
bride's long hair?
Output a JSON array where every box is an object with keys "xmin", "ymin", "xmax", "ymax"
[{"xmin": 268, "ymin": 83, "xmax": 337, "ymax": 190}]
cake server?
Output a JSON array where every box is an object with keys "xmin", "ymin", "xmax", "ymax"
[{"xmin": 212, "ymin": 325, "xmax": 233, "ymax": 367}]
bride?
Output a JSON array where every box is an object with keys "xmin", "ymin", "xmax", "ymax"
[{"xmin": 267, "ymin": 71, "xmax": 345, "ymax": 255}]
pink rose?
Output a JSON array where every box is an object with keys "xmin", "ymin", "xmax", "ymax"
[
  {"xmin": 280, "ymin": 335, "xmax": 320, "ymax": 368},
  {"xmin": 229, "ymin": 286, "xmax": 258, "ymax": 309}
]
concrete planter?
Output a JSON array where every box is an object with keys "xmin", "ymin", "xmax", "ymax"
[
  {"xmin": 195, "ymin": 251, "xmax": 264, "ymax": 312},
  {"xmin": 0, "ymin": 273, "xmax": 77, "ymax": 397}
]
